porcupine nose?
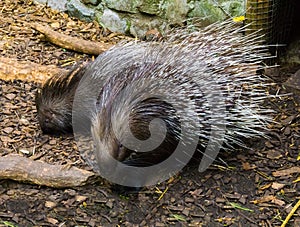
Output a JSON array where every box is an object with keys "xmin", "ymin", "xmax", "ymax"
[{"xmin": 37, "ymin": 108, "xmax": 62, "ymax": 134}]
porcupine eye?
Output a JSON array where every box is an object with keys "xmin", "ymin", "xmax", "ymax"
[{"xmin": 114, "ymin": 143, "xmax": 133, "ymax": 162}]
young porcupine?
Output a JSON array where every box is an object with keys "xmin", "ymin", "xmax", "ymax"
[
  {"xmin": 36, "ymin": 62, "xmax": 90, "ymax": 134},
  {"xmin": 72, "ymin": 20, "xmax": 274, "ymax": 187}
]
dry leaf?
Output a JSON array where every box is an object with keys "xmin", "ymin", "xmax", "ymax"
[
  {"xmin": 47, "ymin": 217, "xmax": 59, "ymax": 225},
  {"xmin": 252, "ymin": 195, "xmax": 275, "ymax": 204},
  {"xmin": 242, "ymin": 162, "xmax": 256, "ymax": 170},
  {"xmin": 45, "ymin": 201, "xmax": 57, "ymax": 208},
  {"xmin": 75, "ymin": 195, "xmax": 87, "ymax": 203},
  {"xmin": 271, "ymin": 182, "xmax": 285, "ymax": 190},
  {"xmin": 252, "ymin": 195, "xmax": 285, "ymax": 206},
  {"xmin": 272, "ymin": 198, "xmax": 285, "ymax": 206},
  {"xmin": 272, "ymin": 167, "xmax": 300, "ymax": 177},
  {"xmin": 3, "ymin": 127, "xmax": 14, "ymax": 134},
  {"xmin": 266, "ymin": 150, "xmax": 283, "ymax": 159},
  {"xmin": 259, "ymin": 183, "xmax": 272, "ymax": 190},
  {"xmin": 50, "ymin": 22, "xmax": 60, "ymax": 28}
]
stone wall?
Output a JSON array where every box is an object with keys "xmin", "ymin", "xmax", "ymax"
[{"xmin": 34, "ymin": 0, "xmax": 245, "ymax": 37}]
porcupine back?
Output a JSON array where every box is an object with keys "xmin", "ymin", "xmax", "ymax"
[
  {"xmin": 73, "ymin": 20, "xmax": 274, "ymax": 185},
  {"xmin": 36, "ymin": 62, "xmax": 89, "ymax": 134}
]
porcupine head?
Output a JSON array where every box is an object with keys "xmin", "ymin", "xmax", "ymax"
[
  {"xmin": 74, "ymin": 20, "xmax": 272, "ymax": 187},
  {"xmin": 36, "ymin": 64, "xmax": 87, "ymax": 135}
]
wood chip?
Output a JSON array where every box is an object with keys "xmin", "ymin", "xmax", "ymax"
[
  {"xmin": 271, "ymin": 182, "xmax": 285, "ymax": 190},
  {"xmin": 0, "ymin": 154, "xmax": 96, "ymax": 188},
  {"xmin": 272, "ymin": 167, "xmax": 300, "ymax": 177}
]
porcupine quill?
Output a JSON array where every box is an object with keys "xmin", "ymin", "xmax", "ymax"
[
  {"xmin": 35, "ymin": 20, "xmax": 274, "ymax": 187},
  {"xmin": 71, "ymin": 20, "xmax": 274, "ymax": 187}
]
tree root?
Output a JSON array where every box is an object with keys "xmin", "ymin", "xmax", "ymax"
[
  {"xmin": 31, "ymin": 23, "xmax": 113, "ymax": 55},
  {"xmin": 0, "ymin": 154, "xmax": 97, "ymax": 188},
  {"xmin": 0, "ymin": 57, "xmax": 66, "ymax": 83}
]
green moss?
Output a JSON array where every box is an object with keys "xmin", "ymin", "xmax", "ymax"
[
  {"xmin": 138, "ymin": 0, "xmax": 161, "ymax": 15},
  {"xmin": 188, "ymin": 0, "xmax": 226, "ymax": 23},
  {"xmin": 159, "ymin": 0, "xmax": 190, "ymax": 22},
  {"xmin": 104, "ymin": 0, "xmax": 140, "ymax": 13},
  {"xmin": 221, "ymin": 0, "xmax": 245, "ymax": 17},
  {"xmin": 125, "ymin": 19, "xmax": 132, "ymax": 34}
]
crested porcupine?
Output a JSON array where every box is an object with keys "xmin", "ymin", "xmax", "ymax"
[
  {"xmin": 72, "ymin": 20, "xmax": 274, "ymax": 187},
  {"xmin": 36, "ymin": 61, "xmax": 90, "ymax": 134}
]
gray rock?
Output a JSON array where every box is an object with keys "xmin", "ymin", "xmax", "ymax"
[
  {"xmin": 80, "ymin": 0, "xmax": 101, "ymax": 6},
  {"xmin": 138, "ymin": 0, "xmax": 160, "ymax": 15},
  {"xmin": 220, "ymin": 0, "xmax": 245, "ymax": 17},
  {"xmin": 129, "ymin": 15, "xmax": 165, "ymax": 38},
  {"xmin": 34, "ymin": 0, "xmax": 47, "ymax": 4},
  {"xmin": 67, "ymin": 0, "xmax": 96, "ymax": 22},
  {"xmin": 99, "ymin": 9, "xmax": 128, "ymax": 34},
  {"xmin": 161, "ymin": 0, "xmax": 190, "ymax": 24},
  {"xmin": 35, "ymin": 0, "xmax": 246, "ymax": 39},
  {"xmin": 188, "ymin": 0, "xmax": 226, "ymax": 24},
  {"xmin": 34, "ymin": 0, "xmax": 68, "ymax": 11},
  {"xmin": 104, "ymin": 0, "xmax": 140, "ymax": 13}
]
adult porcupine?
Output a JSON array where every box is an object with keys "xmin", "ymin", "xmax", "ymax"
[
  {"xmin": 72, "ymin": 20, "xmax": 273, "ymax": 187},
  {"xmin": 36, "ymin": 61, "xmax": 90, "ymax": 134}
]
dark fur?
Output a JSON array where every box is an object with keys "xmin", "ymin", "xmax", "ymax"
[{"xmin": 35, "ymin": 62, "xmax": 89, "ymax": 135}]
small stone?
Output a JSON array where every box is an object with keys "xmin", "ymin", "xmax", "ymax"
[
  {"xmin": 100, "ymin": 9, "xmax": 127, "ymax": 34},
  {"xmin": 239, "ymin": 195, "xmax": 247, "ymax": 204},
  {"xmin": 283, "ymin": 126, "xmax": 291, "ymax": 135},
  {"xmin": 67, "ymin": 0, "xmax": 95, "ymax": 22}
]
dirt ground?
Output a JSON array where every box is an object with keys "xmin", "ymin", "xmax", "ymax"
[{"xmin": 0, "ymin": 0, "xmax": 299, "ymax": 226}]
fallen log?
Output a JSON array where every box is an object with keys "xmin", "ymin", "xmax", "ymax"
[
  {"xmin": 0, "ymin": 57, "xmax": 66, "ymax": 83},
  {"xmin": 31, "ymin": 23, "xmax": 113, "ymax": 55},
  {"xmin": 0, "ymin": 154, "xmax": 97, "ymax": 188}
]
